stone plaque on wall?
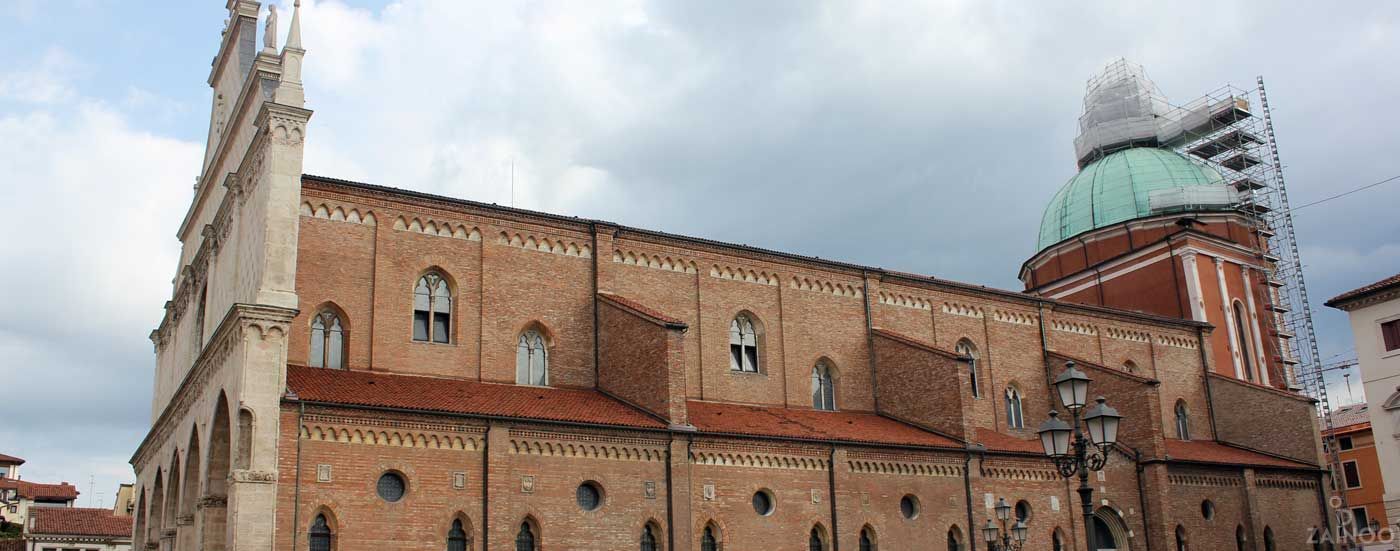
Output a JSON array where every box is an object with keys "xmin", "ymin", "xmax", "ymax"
[
  {"xmin": 703, "ymin": 483, "xmax": 715, "ymax": 501},
  {"xmin": 644, "ymin": 481, "xmax": 657, "ymax": 499},
  {"xmin": 316, "ymin": 464, "xmax": 331, "ymax": 483},
  {"xmin": 453, "ymin": 472, "xmax": 466, "ymax": 489},
  {"xmin": 521, "ymin": 475, "xmax": 535, "ymax": 494}
]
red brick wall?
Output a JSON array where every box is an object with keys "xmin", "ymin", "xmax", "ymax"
[
  {"xmin": 870, "ymin": 330, "xmax": 968, "ymax": 438},
  {"xmin": 1209, "ymin": 374, "xmax": 1323, "ymax": 465},
  {"xmin": 597, "ymin": 295, "xmax": 687, "ymax": 424}
]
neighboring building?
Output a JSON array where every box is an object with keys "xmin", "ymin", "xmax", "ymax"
[
  {"xmin": 1327, "ymin": 403, "xmax": 1394, "ymax": 550},
  {"xmin": 0, "ymin": 456, "xmax": 21, "ymax": 481},
  {"xmin": 110, "ymin": 485, "xmax": 135, "ymax": 518},
  {"xmin": 1328, "ymin": 273, "xmax": 1400, "ymax": 534},
  {"xmin": 25, "ymin": 507, "xmax": 132, "ymax": 551},
  {"xmin": 129, "ymin": 3, "xmax": 1332, "ymax": 551},
  {"xmin": 0, "ymin": 455, "xmax": 78, "ymax": 533}
]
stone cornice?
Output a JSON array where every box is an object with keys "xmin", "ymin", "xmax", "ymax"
[{"xmin": 133, "ymin": 303, "xmax": 298, "ymax": 470}]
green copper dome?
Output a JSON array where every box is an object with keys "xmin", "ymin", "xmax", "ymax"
[{"xmin": 1037, "ymin": 147, "xmax": 1227, "ymax": 252}]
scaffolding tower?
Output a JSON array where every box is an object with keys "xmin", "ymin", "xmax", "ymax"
[{"xmin": 1158, "ymin": 77, "xmax": 1345, "ymax": 535}]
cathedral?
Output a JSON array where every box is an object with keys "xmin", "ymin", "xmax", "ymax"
[{"xmin": 130, "ymin": 3, "xmax": 1333, "ymax": 550}]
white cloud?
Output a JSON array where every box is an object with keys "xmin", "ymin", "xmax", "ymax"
[
  {"xmin": 0, "ymin": 49, "xmax": 200, "ymax": 497},
  {"xmin": 0, "ymin": 48, "xmax": 83, "ymax": 104}
]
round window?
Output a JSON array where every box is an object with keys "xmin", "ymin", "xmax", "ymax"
[
  {"xmin": 752, "ymin": 490, "xmax": 775, "ymax": 516},
  {"xmin": 376, "ymin": 472, "xmax": 406, "ymax": 502},
  {"xmin": 577, "ymin": 481, "xmax": 603, "ymax": 511},
  {"xmin": 1015, "ymin": 500, "xmax": 1032, "ymax": 523},
  {"xmin": 900, "ymin": 495, "xmax": 920, "ymax": 520},
  {"xmin": 1202, "ymin": 499, "xmax": 1215, "ymax": 520}
]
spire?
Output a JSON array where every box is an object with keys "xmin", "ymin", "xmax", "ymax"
[{"xmin": 286, "ymin": 0, "xmax": 303, "ymax": 51}]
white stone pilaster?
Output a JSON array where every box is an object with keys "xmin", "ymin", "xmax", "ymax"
[
  {"xmin": 1241, "ymin": 267, "xmax": 1270, "ymax": 386},
  {"xmin": 1181, "ymin": 251, "xmax": 1207, "ymax": 322},
  {"xmin": 1215, "ymin": 257, "xmax": 1245, "ymax": 379}
]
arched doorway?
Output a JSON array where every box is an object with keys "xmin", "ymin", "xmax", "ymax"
[{"xmin": 1092, "ymin": 507, "xmax": 1129, "ymax": 551}]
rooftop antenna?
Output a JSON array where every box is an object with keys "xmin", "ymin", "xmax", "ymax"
[
  {"xmin": 1344, "ymin": 372, "xmax": 1354, "ymax": 403},
  {"xmin": 510, "ymin": 160, "xmax": 516, "ymax": 208},
  {"xmin": 88, "ymin": 474, "xmax": 95, "ymax": 507}
]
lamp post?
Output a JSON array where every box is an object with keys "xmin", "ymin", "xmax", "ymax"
[
  {"xmin": 1037, "ymin": 361, "xmax": 1123, "ymax": 551},
  {"xmin": 982, "ymin": 497, "xmax": 1029, "ymax": 551}
]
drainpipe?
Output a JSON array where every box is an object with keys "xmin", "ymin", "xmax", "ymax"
[
  {"xmin": 481, "ymin": 427, "xmax": 490, "ymax": 550},
  {"xmin": 1196, "ymin": 326, "xmax": 1221, "ymax": 440},
  {"xmin": 964, "ymin": 447, "xmax": 980, "ymax": 551},
  {"xmin": 1135, "ymin": 448, "xmax": 1153, "ymax": 551},
  {"xmin": 665, "ymin": 433, "xmax": 675, "ymax": 551},
  {"xmin": 829, "ymin": 445, "xmax": 841, "ymax": 551},
  {"xmin": 291, "ymin": 400, "xmax": 304, "ymax": 551},
  {"xmin": 863, "ymin": 273, "xmax": 878, "ymax": 413}
]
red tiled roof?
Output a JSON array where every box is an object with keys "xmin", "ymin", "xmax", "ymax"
[
  {"xmin": 0, "ymin": 479, "xmax": 79, "ymax": 501},
  {"xmin": 286, "ymin": 365, "xmax": 666, "ymax": 429},
  {"xmin": 28, "ymin": 507, "xmax": 132, "ymax": 538},
  {"xmin": 1164, "ymin": 439, "xmax": 1314, "ymax": 469},
  {"xmin": 686, "ymin": 400, "xmax": 961, "ymax": 448},
  {"xmin": 974, "ymin": 429, "xmax": 1045, "ymax": 454},
  {"xmin": 598, "ymin": 293, "xmax": 688, "ymax": 327},
  {"xmin": 0, "ymin": 453, "xmax": 23, "ymax": 465},
  {"xmin": 1328, "ymin": 402, "xmax": 1372, "ymax": 431},
  {"xmin": 1327, "ymin": 272, "xmax": 1400, "ymax": 307}
]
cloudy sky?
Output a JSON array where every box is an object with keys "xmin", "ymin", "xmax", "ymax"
[{"xmin": 1, "ymin": 0, "xmax": 1397, "ymax": 504}]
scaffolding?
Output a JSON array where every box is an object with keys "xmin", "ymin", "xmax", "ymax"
[{"xmin": 1162, "ymin": 77, "xmax": 1345, "ymax": 536}]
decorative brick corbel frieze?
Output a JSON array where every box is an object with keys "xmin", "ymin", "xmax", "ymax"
[
  {"xmin": 230, "ymin": 469, "xmax": 278, "ymax": 484},
  {"xmin": 197, "ymin": 494, "xmax": 228, "ymax": 510}
]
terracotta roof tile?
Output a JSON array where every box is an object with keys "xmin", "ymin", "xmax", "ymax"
[
  {"xmin": 974, "ymin": 429, "xmax": 1045, "ymax": 454},
  {"xmin": 28, "ymin": 507, "xmax": 132, "ymax": 538},
  {"xmin": 1164, "ymin": 439, "xmax": 1314, "ymax": 469},
  {"xmin": 1327, "ymin": 272, "xmax": 1400, "ymax": 307},
  {"xmin": 0, "ymin": 479, "xmax": 79, "ymax": 501},
  {"xmin": 286, "ymin": 365, "xmax": 666, "ymax": 429},
  {"xmin": 597, "ymin": 293, "xmax": 687, "ymax": 327},
  {"xmin": 0, "ymin": 453, "xmax": 22, "ymax": 465},
  {"xmin": 686, "ymin": 400, "xmax": 960, "ymax": 448},
  {"xmin": 1328, "ymin": 403, "xmax": 1372, "ymax": 431}
]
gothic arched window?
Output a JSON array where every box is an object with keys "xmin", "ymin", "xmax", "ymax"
[
  {"xmin": 447, "ymin": 519, "xmax": 469, "ymax": 551},
  {"xmin": 947, "ymin": 527, "xmax": 964, "ymax": 551},
  {"xmin": 1237, "ymin": 525, "xmax": 1247, "ymax": 551},
  {"xmin": 1264, "ymin": 526, "xmax": 1275, "ymax": 551},
  {"xmin": 640, "ymin": 523, "xmax": 657, "ymax": 551},
  {"xmin": 515, "ymin": 522, "xmax": 536, "ymax": 551},
  {"xmin": 859, "ymin": 527, "xmax": 875, "ymax": 551},
  {"xmin": 516, "ymin": 329, "xmax": 548, "ymax": 386},
  {"xmin": 1005, "ymin": 386, "xmax": 1025, "ymax": 429},
  {"xmin": 809, "ymin": 526, "xmax": 825, "ymax": 551},
  {"xmin": 310, "ymin": 309, "xmax": 346, "ymax": 369},
  {"xmin": 729, "ymin": 314, "xmax": 759, "ymax": 373},
  {"xmin": 1176, "ymin": 525, "xmax": 1188, "ymax": 551},
  {"xmin": 701, "ymin": 525, "xmax": 719, "ymax": 551},
  {"xmin": 1175, "ymin": 400, "xmax": 1191, "ymax": 440},
  {"xmin": 309, "ymin": 514, "xmax": 333, "ymax": 551},
  {"xmin": 812, "ymin": 361, "xmax": 835, "ymax": 411},
  {"xmin": 1234, "ymin": 301, "xmax": 1256, "ymax": 381},
  {"xmin": 956, "ymin": 340, "xmax": 980, "ymax": 398},
  {"xmin": 413, "ymin": 272, "xmax": 452, "ymax": 343}
]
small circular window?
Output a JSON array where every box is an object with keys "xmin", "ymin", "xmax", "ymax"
[
  {"xmin": 577, "ymin": 481, "xmax": 603, "ymax": 511},
  {"xmin": 376, "ymin": 472, "xmax": 406, "ymax": 502},
  {"xmin": 1202, "ymin": 499, "xmax": 1215, "ymax": 520},
  {"xmin": 752, "ymin": 489, "xmax": 775, "ymax": 516},
  {"xmin": 1015, "ymin": 500, "xmax": 1032, "ymax": 523},
  {"xmin": 900, "ymin": 495, "xmax": 920, "ymax": 520}
]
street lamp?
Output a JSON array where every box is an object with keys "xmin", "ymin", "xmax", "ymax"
[
  {"xmin": 1037, "ymin": 361, "xmax": 1123, "ymax": 551},
  {"xmin": 983, "ymin": 497, "xmax": 1029, "ymax": 551}
]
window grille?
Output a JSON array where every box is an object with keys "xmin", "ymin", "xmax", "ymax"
[{"xmin": 309, "ymin": 514, "xmax": 332, "ymax": 551}]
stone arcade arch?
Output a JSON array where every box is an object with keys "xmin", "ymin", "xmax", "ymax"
[
  {"xmin": 147, "ymin": 469, "xmax": 164, "ymax": 549},
  {"xmin": 179, "ymin": 427, "xmax": 202, "ymax": 551},
  {"xmin": 203, "ymin": 393, "xmax": 232, "ymax": 551},
  {"xmin": 163, "ymin": 452, "xmax": 181, "ymax": 549}
]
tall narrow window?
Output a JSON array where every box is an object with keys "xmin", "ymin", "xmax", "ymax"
[
  {"xmin": 310, "ymin": 310, "xmax": 346, "ymax": 369},
  {"xmin": 957, "ymin": 340, "xmax": 980, "ymax": 398},
  {"xmin": 309, "ymin": 514, "xmax": 332, "ymax": 551},
  {"xmin": 701, "ymin": 525, "xmax": 718, "ymax": 551},
  {"xmin": 515, "ymin": 522, "xmax": 535, "ymax": 551},
  {"xmin": 809, "ymin": 527, "xmax": 825, "ymax": 551},
  {"xmin": 448, "ymin": 519, "xmax": 469, "ymax": 551},
  {"xmin": 640, "ymin": 524, "xmax": 657, "ymax": 551},
  {"xmin": 1175, "ymin": 401, "xmax": 1191, "ymax": 440},
  {"xmin": 812, "ymin": 361, "xmax": 835, "ymax": 411},
  {"xmin": 948, "ymin": 528, "xmax": 963, "ymax": 551},
  {"xmin": 859, "ymin": 527, "xmax": 875, "ymax": 551},
  {"xmin": 195, "ymin": 284, "xmax": 208, "ymax": 345},
  {"xmin": 1264, "ymin": 526, "xmax": 1275, "ymax": 551},
  {"xmin": 1382, "ymin": 319, "xmax": 1400, "ymax": 352},
  {"xmin": 1176, "ymin": 525, "xmax": 1188, "ymax": 551},
  {"xmin": 516, "ymin": 329, "xmax": 549, "ymax": 386},
  {"xmin": 1343, "ymin": 461, "xmax": 1362, "ymax": 489},
  {"xmin": 1234, "ymin": 301, "xmax": 1255, "ymax": 381},
  {"xmin": 1237, "ymin": 526, "xmax": 1247, "ymax": 551},
  {"xmin": 413, "ymin": 273, "xmax": 452, "ymax": 343},
  {"xmin": 1005, "ymin": 387, "xmax": 1025, "ymax": 429},
  {"xmin": 729, "ymin": 315, "xmax": 759, "ymax": 373},
  {"xmin": 1053, "ymin": 530, "xmax": 1064, "ymax": 551}
]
